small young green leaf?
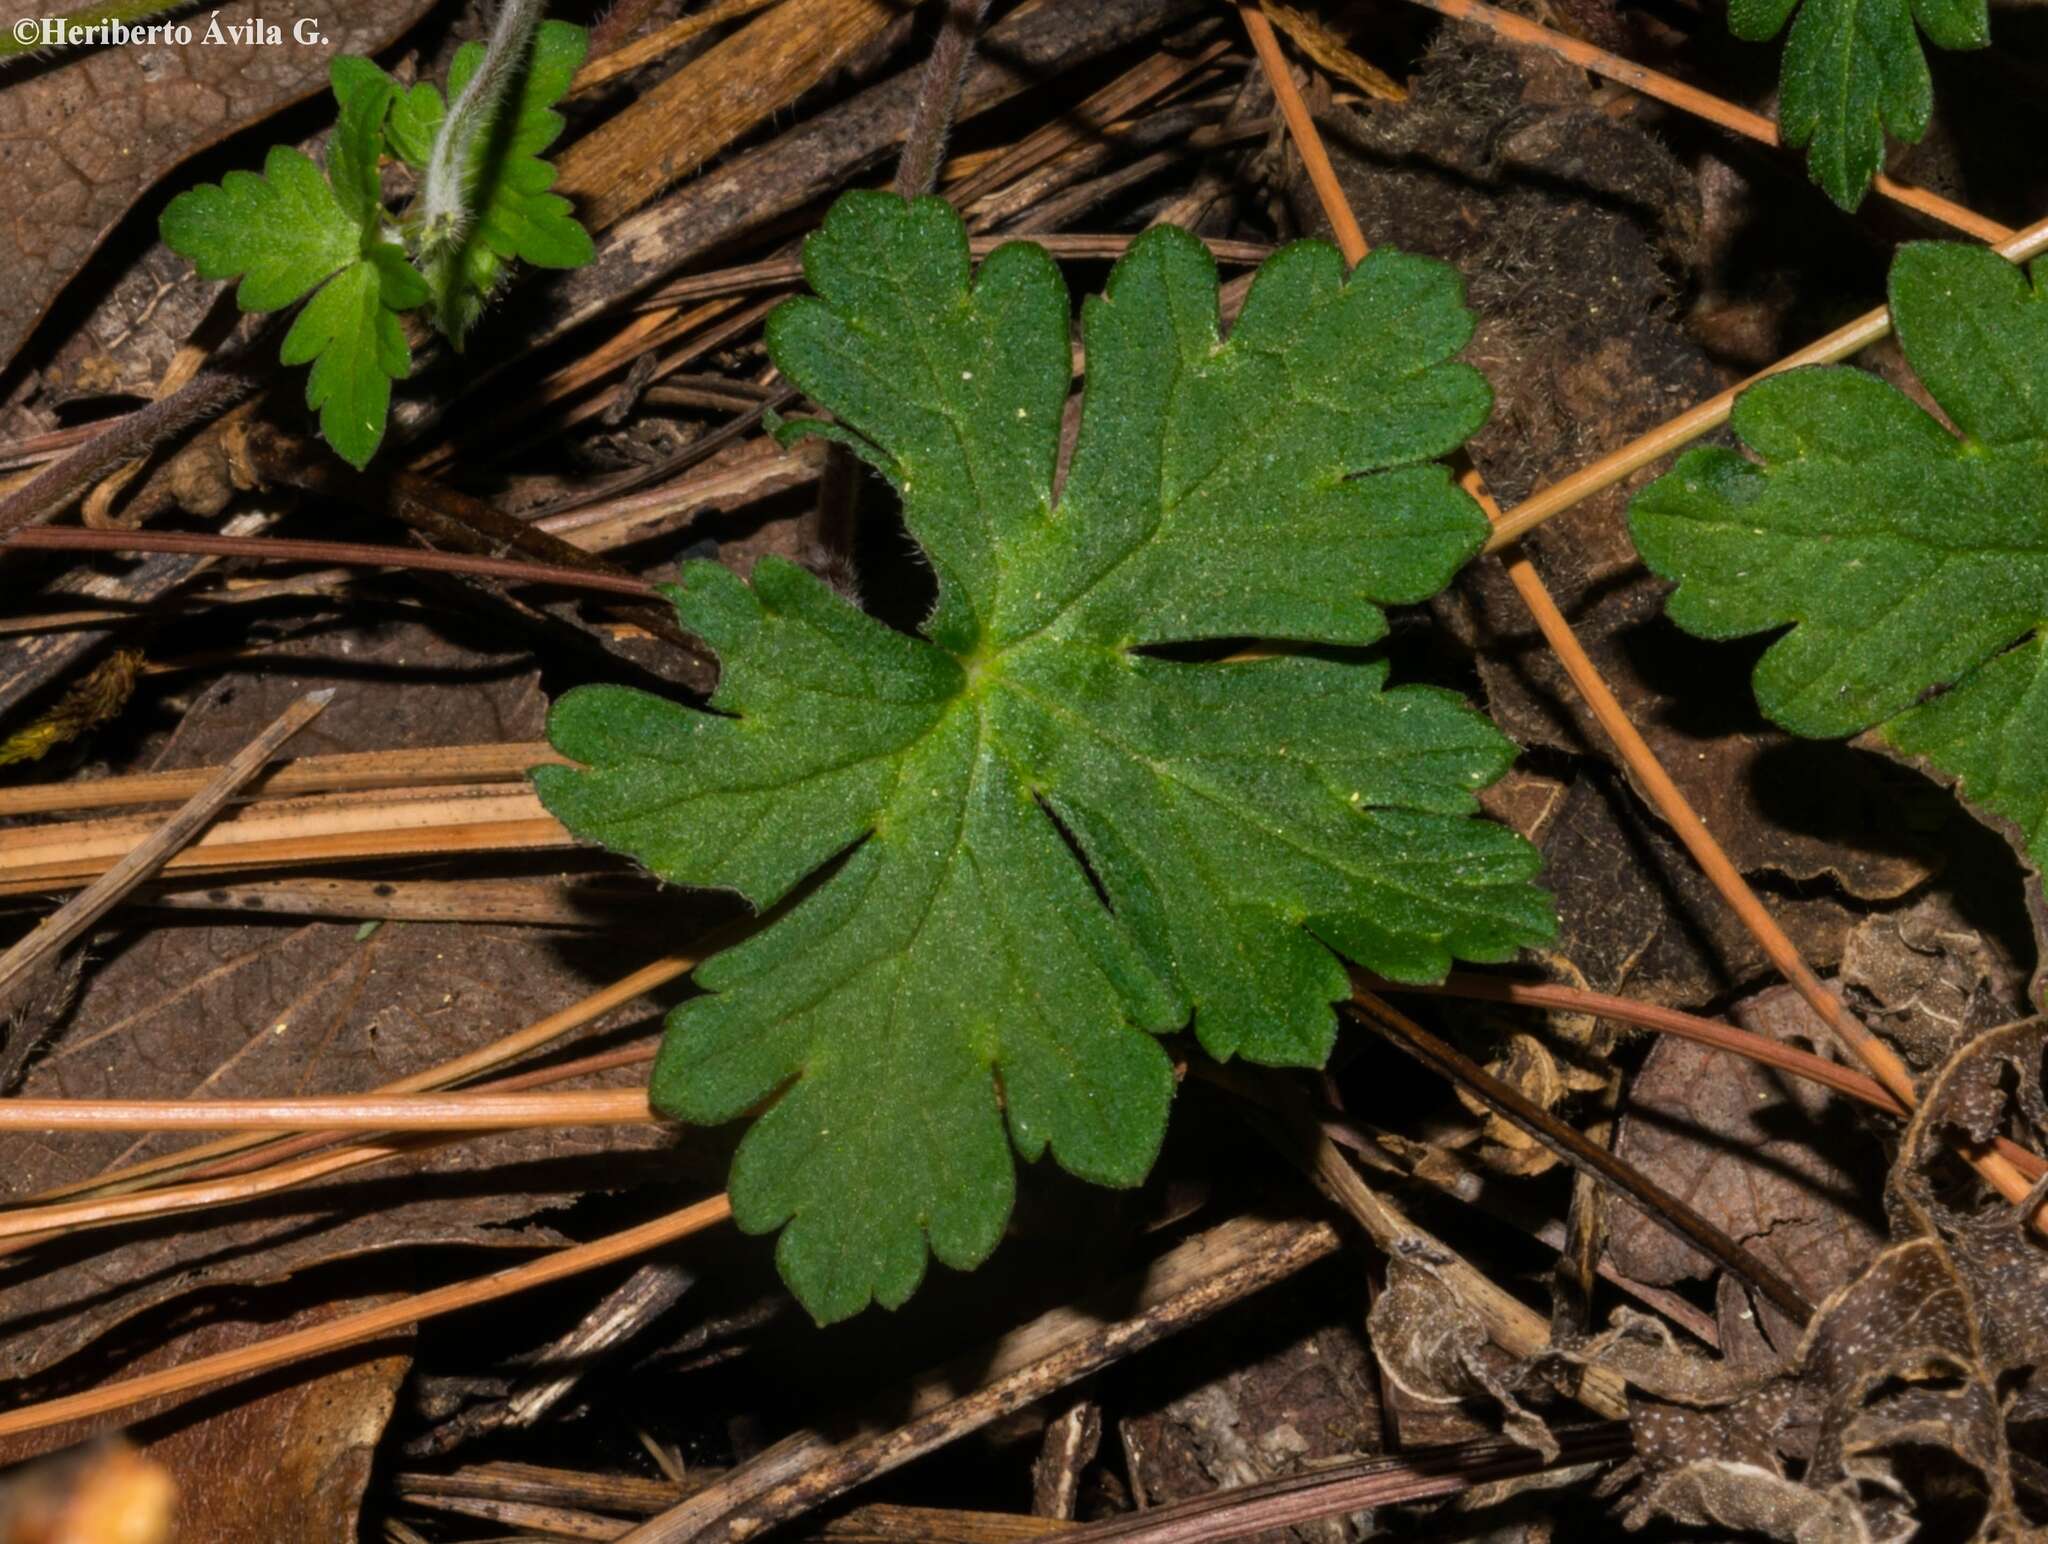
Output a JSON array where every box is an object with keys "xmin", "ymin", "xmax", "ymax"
[
  {"xmin": 1631, "ymin": 241, "xmax": 2048, "ymax": 864},
  {"xmin": 380, "ymin": 19, "xmax": 593, "ymax": 343},
  {"xmin": 159, "ymin": 144, "xmax": 362, "ymax": 312},
  {"xmin": 1732, "ymin": 0, "xmax": 1989, "ymax": 209},
  {"xmin": 535, "ymin": 193, "xmax": 1554, "ymax": 1324},
  {"xmin": 325, "ymin": 63, "xmax": 397, "ymax": 231},
  {"xmin": 161, "ymin": 68, "xmax": 418, "ymax": 469}
]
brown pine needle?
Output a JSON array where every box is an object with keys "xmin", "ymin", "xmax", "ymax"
[
  {"xmin": 1372, "ymin": 973, "xmax": 1906, "ymax": 1116},
  {"xmin": 0, "ymin": 1088, "xmax": 654, "ymax": 1132},
  {"xmin": 1059, "ymin": 1424, "xmax": 1633, "ymax": 1542},
  {"xmin": 1239, "ymin": 4, "xmax": 1368, "ymax": 263},
  {"xmin": 1240, "ymin": 4, "xmax": 2048, "ymax": 1232},
  {"xmin": 0, "ymin": 1045, "xmax": 661, "ymax": 1250},
  {"xmin": 1372, "ymin": 974, "xmax": 2046, "ymax": 1181},
  {"xmin": 1401, "ymin": 0, "xmax": 2010, "ymax": 243},
  {"xmin": 1486, "ymin": 206, "xmax": 2048, "ymax": 550},
  {"xmin": 0, "ymin": 1194, "xmax": 734, "ymax": 1441},
  {"xmin": 0, "ymin": 1139, "xmax": 429, "ymax": 1243},
  {"xmin": 24, "ymin": 953, "xmax": 694, "ymax": 1208},
  {"xmin": 0, "ymin": 742, "xmax": 557, "ymax": 818},
  {"xmin": 1352, "ymin": 989, "xmax": 1817, "ymax": 1324},
  {"xmin": 0, "ymin": 689, "xmax": 331, "ymax": 1013},
  {"xmin": 1496, "ymin": 544, "xmax": 2043, "ymax": 1221},
  {"xmin": 1, "ymin": 527, "xmax": 659, "ymax": 596}
]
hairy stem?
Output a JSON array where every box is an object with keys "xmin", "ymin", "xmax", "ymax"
[
  {"xmin": 417, "ymin": 0, "xmax": 547, "ymax": 257},
  {"xmin": 0, "ymin": 368, "xmax": 257, "ymax": 541},
  {"xmin": 892, "ymin": 0, "xmax": 992, "ymax": 198}
]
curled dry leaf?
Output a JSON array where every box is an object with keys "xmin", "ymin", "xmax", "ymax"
[
  {"xmin": 1367, "ymin": 1258, "xmax": 1557, "ymax": 1460},
  {"xmin": 1625, "ymin": 1458, "xmax": 1875, "ymax": 1544},
  {"xmin": 1840, "ymin": 892, "xmax": 2027, "ymax": 1071},
  {"xmin": 1889, "ymin": 1019, "xmax": 2048, "ymax": 1382},
  {"xmin": 0, "ymin": 0, "xmax": 439, "ymax": 375},
  {"xmin": 1586, "ymin": 1019, "xmax": 2048, "ymax": 1540},
  {"xmin": 1452, "ymin": 1027, "xmax": 1607, "ymax": 1177}
]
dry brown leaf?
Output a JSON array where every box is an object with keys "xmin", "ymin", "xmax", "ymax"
[
  {"xmin": 1452, "ymin": 1027, "xmax": 1607, "ymax": 1177},
  {"xmin": 1607, "ymin": 985, "xmax": 1887, "ymax": 1348},
  {"xmin": 0, "ymin": 1286, "xmax": 412, "ymax": 1513},
  {"xmin": 0, "ymin": 0, "xmax": 438, "ymax": 375},
  {"xmin": 0, "ymin": 916, "xmax": 691, "ymax": 1387},
  {"xmin": 136, "ymin": 1307, "xmax": 411, "ymax": 1542},
  {"xmin": 0, "ymin": 1299, "xmax": 414, "ymax": 1538}
]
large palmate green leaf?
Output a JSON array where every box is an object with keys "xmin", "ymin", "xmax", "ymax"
[
  {"xmin": 536, "ymin": 193, "xmax": 1554, "ymax": 1323},
  {"xmin": 1632, "ymin": 241, "xmax": 2048, "ymax": 862},
  {"xmin": 1730, "ymin": 0, "xmax": 1989, "ymax": 209}
]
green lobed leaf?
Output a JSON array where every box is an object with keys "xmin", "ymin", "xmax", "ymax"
[
  {"xmin": 374, "ymin": 20, "xmax": 593, "ymax": 343},
  {"xmin": 280, "ymin": 242, "xmax": 422, "ymax": 469},
  {"xmin": 162, "ymin": 66, "xmax": 420, "ymax": 469},
  {"xmin": 1631, "ymin": 240, "xmax": 2048, "ymax": 866},
  {"xmin": 536, "ymin": 193, "xmax": 1555, "ymax": 1324},
  {"xmin": 160, "ymin": 143, "xmax": 361, "ymax": 312},
  {"xmin": 1733, "ymin": 0, "xmax": 1988, "ymax": 209}
]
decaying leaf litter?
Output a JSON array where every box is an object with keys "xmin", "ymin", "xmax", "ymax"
[{"xmin": 1, "ymin": 0, "xmax": 2046, "ymax": 1540}]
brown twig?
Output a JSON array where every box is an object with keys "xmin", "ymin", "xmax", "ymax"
[
  {"xmin": 0, "ymin": 1194, "xmax": 734, "ymax": 1442},
  {"xmin": 0, "ymin": 784, "xmax": 573, "ymax": 897},
  {"xmin": 0, "ymin": 741, "xmax": 558, "ymax": 818},
  {"xmin": 1223, "ymin": 1064, "xmax": 1634, "ymax": 1420},
  {"xmin": 0, "ymin": 689, "xmax": 329, "ymax": 1019},
  {"xmin": 1059, "ymin": 1424, "xmax": 1633, "ymax": 1543},
  {"xmin": 1349, "ymin": 989, "xmax": 1815, "ymax": 1325},
  {"xmin": 615, "ymin": 1216, "xmax": 1344, "ymax": 1542}
]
